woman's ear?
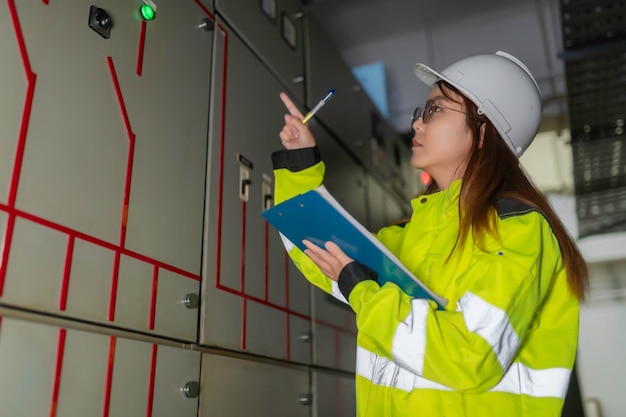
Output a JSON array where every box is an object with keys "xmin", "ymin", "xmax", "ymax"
[{"xmin": 478, "ymin": 123, "xmax": 486, "ymax": 149}]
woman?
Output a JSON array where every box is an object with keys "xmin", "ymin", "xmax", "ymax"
[{"xmin": 272, "ymin": 51, "xmax": 588, "ymax": 417}]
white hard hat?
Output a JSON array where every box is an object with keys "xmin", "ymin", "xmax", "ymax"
[{"xmin": 414, "ymin": 51, "xmax": 542, "ymax": 157}]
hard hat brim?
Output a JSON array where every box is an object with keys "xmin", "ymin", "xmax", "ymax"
[
  {"xmin": 414, "ymin": 63, "xmax": 442, "ymax": 88},
  {"xmin": 414, "ymin": 63, "xmax": 482, "ymax": 111}
]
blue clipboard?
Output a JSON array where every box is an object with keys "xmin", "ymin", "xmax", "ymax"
[{"xmin": 262, "ymin": 186, "xmax": 447, "ymax": 309}]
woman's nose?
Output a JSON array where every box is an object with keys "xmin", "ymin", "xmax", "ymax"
[{"xmin": 411, "ymin": 116, "xmax": 424, "ymax": 132}]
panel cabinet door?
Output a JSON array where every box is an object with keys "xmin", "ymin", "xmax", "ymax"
[
  {"xmin": 0, "ymin": 0, "xmax": 212, "ymax": 342},
  {"xmin": 0, "ymin": 316, "xmax": 201, "ymax": 417},
  {"xmin": 215, "ymin": 0, "xmax": 306, "ymax": 103},
  {"xmin": 314, "ymin": 371, "xmax": 356, "ymax": 417},
  {"xmin": 200, "ymin": 353, "xmax": 311, "ymax": 417},
  {"xmin": 151, "ymin": 345, "xmax": 202, "ymax": 417},
  {"xmin": 0, "ymin": 318, "xmax": 58, "ymax": 417},
  {"xmin": 201, "ymin": 17, "xmax": 311, "ymax": 364},
  {"xmin": 312, "ymin": 286, "xmax": 357, "ymax": 373}
]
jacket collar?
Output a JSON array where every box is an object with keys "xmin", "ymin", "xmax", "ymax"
[{"xmin": 411, "ymin": 179, "xmax": 462, "ymax": 218}]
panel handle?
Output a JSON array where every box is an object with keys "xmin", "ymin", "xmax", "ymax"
[
  {"xmin": 196, "ymin": 18, "xmax": 214, "ymax": 31},
  {"xmin": 298, "ymin": 393, "xmax": 312, "ymax": 406},
  {"xmin": 182, "ymin": 381, "xmax": 200, "ymax": 398},
  {"xmin": 183, "ymin": 293, "xmax": 199, "ymax": 309},
  {"xmin": 298, "ymin": 332, "xmax": 312, "ymax": 343}
]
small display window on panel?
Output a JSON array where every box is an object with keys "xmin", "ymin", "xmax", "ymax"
[
  {"xmin": 261, "ymin": 0, "xmax": 277, "ymax": 23},
  {"xmin": 281, "ymin": 13, "xmax": 297, "ymax": 49}
]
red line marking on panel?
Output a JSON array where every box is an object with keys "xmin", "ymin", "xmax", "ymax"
[
  {"xmin": 49, "ymin": 329, "xmax": 67, "ymax": 417},
  {"xmin": 241, "ymin": 200, "xmax": 247, "ymax": 350},
  {"xmin": 106, "ymin": 57, "xmax": 134, "ymax": 144},
  {"xmin": 0, "ymin": 216, "xmax": 16, "ymax": 297},
  {"xmin": 8, "ymin": 40, "xmax": 37, "ymax": 207},
  {"xmin": 0, "ymin": 2, "xmax": 203, "ymax": 307},
  {"xmin": 59, "ymin": 236, "xmax": 74, "ymax": 311},
  {"xmin": 193, "ymin": 0, "xmax": 215, "ymax": 19},
  {"xmin": 136, "ymin": 21, "xmax": 147, "ymax": 76},
  {"xmin": 213, "ymin": 283, "xmax": 355, "ymax": 334},
  {"xmin": 216, "ymin": 283, "xmax": 298, "ymax": 315},
  {"xmin": 240, "ymin": 201, "xmax": 246, "ymax": 292},
  {"xmin": 120, "ymin": 144, "xmax": 135, "ymax": 246},
  {"xmin": 285, "ymin": 309, "xmax": 291, "ymax": 361},
  {"xmin": 7, "ymin": 0, "xmax": 34, "ymax": 83},
  {"xmin": 0, "ymin": 204, "xmax": 199, "ymax": 280},
  {"xmin": 108, "ymin": 253, "xmax": 121, "ymax": 321},
  {"xmin": 149, "ymin": 266, "xmax": 158, "ymax": 330},
  {"xmin": 106, "ymin": 56, "xmax": 136, "ymax": 249},
  {"xmin": 106, "ymin": 56, "xmax": 138, "ymax": 321},
  {"xmin": 102, "ymin": 336, "xmax": 116, "ymax": 417},
  {"xmin": 1, "ymin": 1, "xmax": 38, "ymax": 296},
  {"xmin": 146, "ymin": 344, "xmax": 158, "ymax": 417}
]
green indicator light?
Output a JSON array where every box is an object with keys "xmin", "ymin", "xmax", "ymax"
[{"xmin": 140, "ymin": 4, "xmax": 156, "ymax": 21}]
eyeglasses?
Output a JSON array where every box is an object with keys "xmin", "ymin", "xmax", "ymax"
[{"xmin": 411, "ymin": 101, "xmax": 467, "ymax": 125}]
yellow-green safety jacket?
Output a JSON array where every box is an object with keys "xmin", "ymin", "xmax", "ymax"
[{"xmin": 272, "ymin": 147, "xmax": 579, "ymax": 417}]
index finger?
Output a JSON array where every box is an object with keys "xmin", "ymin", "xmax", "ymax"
[{"xmin": 280, "ymin": 92, "xmax": 304, "ymax": 119}]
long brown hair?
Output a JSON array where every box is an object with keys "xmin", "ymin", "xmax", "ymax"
[{"xmin": 425, "ymin": 82, "xmax": 589, "ymax": 302}]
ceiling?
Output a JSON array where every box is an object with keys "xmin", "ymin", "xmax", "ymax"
[
  {"xmin": 306, "ymin": 0, "xmax": 568, "ymax": 135},
  {"xmin": 306, "ymin": 0, "xmax": 532, "ymax": 50}
]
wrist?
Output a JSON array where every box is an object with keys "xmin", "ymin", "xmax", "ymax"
[{"xmin": 337, "ymin": 261, "xmax": 378, "ymax": 300}]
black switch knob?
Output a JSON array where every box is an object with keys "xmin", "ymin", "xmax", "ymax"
[{"xmin": 88, "ymin": 6, "xmax": 112, "ymax": 39}]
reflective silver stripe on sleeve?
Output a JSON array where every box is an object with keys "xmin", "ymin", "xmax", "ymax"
[
  {"xmin": 490, "ymin": 362, "xmax": 571, "ymax": 398},
  {"xmin": 391, "ymin": 298, "xmax": 429, "ymax": 375},
  {"xmin": 459, "ymin": 292, "xmax": 519, "ymax": 370},
  {"xmin": 358, "ymin": 347, "xmax": 571, "ymax": 398},
  {"xmin": 357, "ymin": 346, "xmax": 452, "ymax": 392}
]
